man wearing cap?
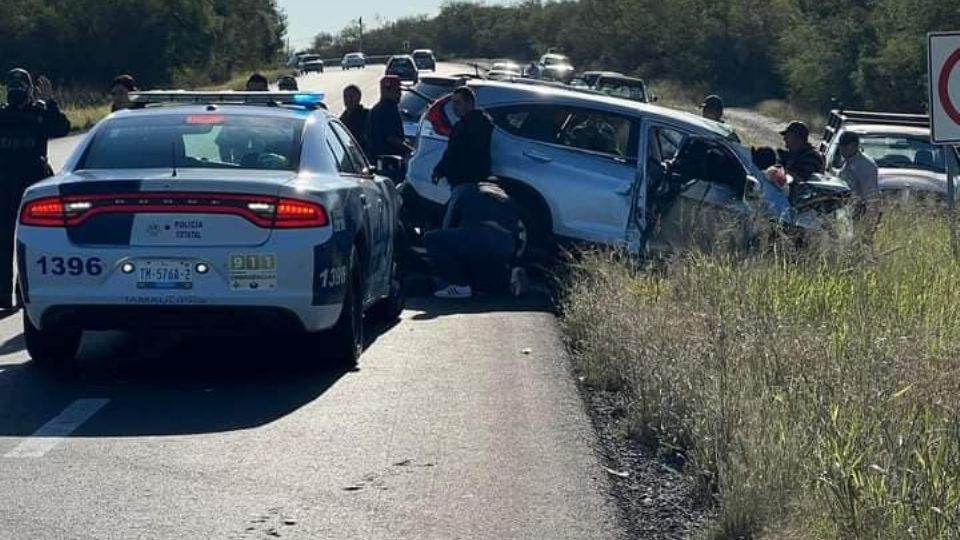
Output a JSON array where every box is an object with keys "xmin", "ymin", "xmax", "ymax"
[
  {"xmin": 779, "ymin": 120, "xmax": 824, "ymax": 182},
  {"xmin": 366, "ymin": 76, "xmax": 412, "ymax": 161},
  {"xmin": 837, "ymin": 131, "xmax": 880, "ymax": 240},
  {"xmin": 0, "ymin": 68, "xmax": 71, "ymax": 311},
  {"xmin": 701, "ymin": 94, "xmax": 724, "ymax": 122}
]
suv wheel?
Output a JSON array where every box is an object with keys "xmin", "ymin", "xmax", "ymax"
[{"xmin": 25, "ymin": 316, "xmax": 81, "ymax": 371}]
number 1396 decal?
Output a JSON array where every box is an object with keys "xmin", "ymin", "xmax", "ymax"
[
  {"xmin": 317, "ymin": 266, "xmax": 347, "ymax": 288},
  {"xmin": 36, "ymin": 256, "xmax": 104, "ymax": 276}
]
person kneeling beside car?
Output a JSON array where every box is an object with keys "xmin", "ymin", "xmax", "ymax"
[{"xmin": 424, "ymin": 182, "xmax": 525, "ymax": 299}]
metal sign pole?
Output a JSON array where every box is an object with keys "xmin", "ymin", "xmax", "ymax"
[{"xmin": 950, "ymin": 155, "xmax": 959, "ymax": 258}]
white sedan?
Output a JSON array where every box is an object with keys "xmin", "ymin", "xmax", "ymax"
[{"xmin": 16, "ymin": 91, "xmax": 405, "ymax": 370}]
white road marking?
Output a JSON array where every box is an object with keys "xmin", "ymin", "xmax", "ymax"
[{"xmin": 4, "ymin": 399, "xmax": 109, "ymax": 458}]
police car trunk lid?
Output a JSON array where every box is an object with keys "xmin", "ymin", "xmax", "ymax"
[{"xmin": 50, "ymin": 169, "xmax": 298, "ymax": 247}]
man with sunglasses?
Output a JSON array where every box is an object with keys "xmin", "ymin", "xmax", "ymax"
[{"xmin": 0, "ymin": 68, "xmax": 71, "ymax": 311}]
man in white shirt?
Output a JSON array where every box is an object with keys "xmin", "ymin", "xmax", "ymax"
[{"xmin": 837, "ymin": 131, "xmax": 881, "ymax": 241}]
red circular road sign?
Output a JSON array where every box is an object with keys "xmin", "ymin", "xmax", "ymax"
[{"xmin": 938, "ymin": 48, "xmax": 960, "ymax": 124}]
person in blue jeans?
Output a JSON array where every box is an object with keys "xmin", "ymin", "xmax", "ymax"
[{"xmin": 425, "ymin": 182, "xmax": 524, "ymax": 299}]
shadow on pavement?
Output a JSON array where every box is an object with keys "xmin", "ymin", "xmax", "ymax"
[
  {"xmin": 0, "ymin": 320, "xmax": 396, "ymax": 438},
  {"xmin": 405, "ymin": 293, "xmax": 555, "ymax": 321}
]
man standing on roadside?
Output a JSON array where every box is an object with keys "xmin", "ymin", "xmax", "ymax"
[
  {"xmin": 779, "ymin": 120, "xmax": 824, "ymax": 183},
  {"xmin": 339, "ymin": 85, "xmax": 369, "ymax": 149},
  {"xmin": 701, "ymin": 94, "xmax": 724, "ymax": 122},
  {"xmin": 837, "ymin": 131, "xmax": 880, "ymax": 241},
  {"xmin": 432, "ymin": 86, "xmax": 494, "ymax": 227},
  {"xmin": 0, "ymin": 69, "xmax": 70, "ymax": 311},
  {"xmin": 366, "ymin": 76, "xmax": 412, "ymax": 161}
]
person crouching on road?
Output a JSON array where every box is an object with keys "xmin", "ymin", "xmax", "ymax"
[
  {"xmin": 425, "ymin": 182, "xmax": 523, "ymax": 299},
  {"xmin": 366, "ymin": 76, "xmax": 412, "ymax": 161},
  {"xmin": 431, "ymin": 86, "xmax": 494, "ymax": 228},
  {"xmin": 0, "ymin": 68, "xmax": 71, "ymax": 311},
  {"xmin": 340, "ymin": 85, "xmax": 369, "ymax": 150},
  {"xmin": 837, "ymin": 131, "xmax": 881, "ymax": 242},
  {"xmin": 109, "ymin": 74, "xmax": 137, "ymax": 112}
]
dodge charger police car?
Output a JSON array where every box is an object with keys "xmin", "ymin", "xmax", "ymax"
[{"xmin": 17, "ymin": 91, "xmax": 405, "ymax": 369}]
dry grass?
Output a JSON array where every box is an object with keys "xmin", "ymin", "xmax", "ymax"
[{"xmin": 563, "ymin": 206, "xmax": 960, "ymax": 540}]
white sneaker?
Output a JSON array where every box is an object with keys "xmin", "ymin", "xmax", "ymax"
[
  {"xmin": 510, "ymin": 267, "xmax": 528, "ymax": 298},
  {"xmin": 434, "ymin": 284, "xmax": 473, "ymax": 299}
]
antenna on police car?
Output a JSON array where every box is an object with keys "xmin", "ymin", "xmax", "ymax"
[{"xmin": 170, "ymin": 140, "xmax": 178, "ymax": 178}]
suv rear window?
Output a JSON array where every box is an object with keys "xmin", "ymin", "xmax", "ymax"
[
  {"xmin": 80, "ymin": 114, "xmax": 304, "ymax": 171},
  {"xmin": 399, "ymin": 80, "xmax": 459, "ymax": 121}
]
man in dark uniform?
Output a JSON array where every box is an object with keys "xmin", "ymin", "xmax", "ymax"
[
  {"xmin": 779, "ymin": 120, "xmax": 824, "ymax": 182},
  {"xmin": 365, "ymin": 76, "xmax": 412, "ymax": 161},
  {"xmin": 339, "ymin": 85, "xmax": 369, "ymax": 149},
  {"xmin": 0, "ymin": 69, "xmax": 70, "ymax": 310}
]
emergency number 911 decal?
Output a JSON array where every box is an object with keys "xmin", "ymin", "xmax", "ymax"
[{"xmin": 229, "ymin": 253, "xmax": 277, "ymax": 291}]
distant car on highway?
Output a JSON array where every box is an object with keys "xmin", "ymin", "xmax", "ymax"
[
  {"xmin": 297, "ymin": 54, "xmax": 324, "ymax": 74},
  {"xmin": 399, "ymin": 75, "xmax": 476, "ymax": 145},
  {"xmin": 571, "ymin": 71, "xmax": 624, "ymax": 88},
  {"xmin": 341, "ymin": 52, "xmax": 366, "ymax": 70},
  {"xmin": 404, "ymin": 81, "xmax": 849, "ymax": 259},
  {"xmin": 486, "ymin": 69, "xmax": 519, "ymax": 81},
  {"xmin": 17, "ymin": 91, "xmax": 406, "ymax": 369},
  {"xmin": 538, "ymin": 53, "xmax": 575, "ymax": 83},
  {"xmin": 490, "ymin": 61, "xmax": 522, "ymax": 76},
  {"xmin": 411, "ymin": 49, "xmax": 437, "ymax": 71},
  {"xmin": 820, "ymin": 110, "xmax": 958, "ymax": 204},
  {"xmin": 386, "ymin": 55, "xmax": 419, "ymax": 83},
  {"xmin": 593, "ymin": 75, "xmax": 654, "ymax": 103}
]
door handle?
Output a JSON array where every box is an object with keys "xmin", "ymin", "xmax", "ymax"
[
  {"xmin": 614, "ymin": 182, "xmax": 633, "ymax": 196},
  {"xmin": 360, "ymin": 194, "xmax": 369, "ymax": 207},
  {"xmin": 523, "ymin": 150, "xmax": 553, "ymax": 163}
]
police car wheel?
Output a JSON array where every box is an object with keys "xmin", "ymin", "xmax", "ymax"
[
  {"xmin": 24, "ymin": 317, "xmax": 80, "ymax": 370},
  {"xmin": 319, "ymin": 248, "xmax": 363, "ymax": 368}
]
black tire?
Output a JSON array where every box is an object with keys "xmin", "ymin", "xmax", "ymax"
[
  {"xmin": 368, "ymin": 227, "xmax": 407, "ymax": 324},
  {"xmin": 511, "ymin": 192, "xmax": 553, "ymax": 263},
  {"xmin": 319, "ymin": 248, "xmax": 363, "ymax": 368},
  {"xmin": 24, "ymin": 316, "xmax": 81, "ymax": 371}
]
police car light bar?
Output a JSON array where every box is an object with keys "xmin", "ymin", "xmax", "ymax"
[{"xmin": 129, "ymin": 91, "xmax": 326, "ymax": 108}]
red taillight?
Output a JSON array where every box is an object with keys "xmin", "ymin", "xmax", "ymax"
[
  {"xmin": 21, "ymin": 197, "xmax": 67, "ymax": 227},
  {"xmin": 20, "ymin": 193, "xmax": 328, "ymax": 229},
  {"xmin": 267, "ymin": 198, "xmax": 328, "ymax": 228},
  {"xmin": 425, "ymin": 95, "xmax": 453, "ymax": 137}
]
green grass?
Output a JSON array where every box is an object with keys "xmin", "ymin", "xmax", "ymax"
[{"xmin": 562, "ymin": 206, "xmax": 960, "ymax": 540}]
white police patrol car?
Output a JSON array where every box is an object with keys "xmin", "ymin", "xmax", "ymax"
[{"xmin": 16, "ymin": 91, "xmax": 405, "ymax": 369}]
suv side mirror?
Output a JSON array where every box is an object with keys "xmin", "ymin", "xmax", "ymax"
[{"xmin": 375, "ymin": 155, "xmax": 406, "ymax": 183}]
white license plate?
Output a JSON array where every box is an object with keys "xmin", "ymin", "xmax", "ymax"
[{"xmin": 137, "ymin": 260, "xmax": 194, "ymax": 290}]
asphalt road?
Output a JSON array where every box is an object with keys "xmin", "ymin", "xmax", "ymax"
[{"xmin": 0, "ymin": 64, "xmax": 622, "ymax": 540}]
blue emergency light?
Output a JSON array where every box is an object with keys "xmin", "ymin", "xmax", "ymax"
[{"xmin": 130, "ymin": 91, "xmax": 327, "ymax": 109}]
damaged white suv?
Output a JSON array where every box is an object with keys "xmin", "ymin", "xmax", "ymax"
[{"xmin": 403, "ymin": 81, "xmax": 848, "ymax": 257}]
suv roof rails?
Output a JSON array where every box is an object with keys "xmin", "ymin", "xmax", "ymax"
[
  {"xmin": 821, "ymin": 108, "xmax": 928, "ymax": 147},
  {"xmin": 129, "ymin": 91, "xmax": 328, "ymax": 111}
]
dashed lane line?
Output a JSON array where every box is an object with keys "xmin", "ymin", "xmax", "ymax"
[{"xmin": 4, "ymin": 399, "xmax": 110, "ymax": 458}]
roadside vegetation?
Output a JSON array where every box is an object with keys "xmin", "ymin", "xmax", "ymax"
[
  {"xmin": 563, "ymin": 207, "xmax": 960, "ymax": 539},
  {"xmin": 314, "ymin": 0, "xmax": 958, "ymax": 114},
  {"xmin": 1, "ymin": 0, "xmax": 287, "ymax": 130}
]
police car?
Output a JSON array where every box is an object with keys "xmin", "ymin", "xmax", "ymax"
[{"xmin": 16, "ymin": 91, "xmax": 406, "ymax": 369}]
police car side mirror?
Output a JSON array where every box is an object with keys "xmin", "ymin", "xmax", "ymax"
[{"xmin": 375, "ymin": 155, "xmax": 405, "ymax": 183}]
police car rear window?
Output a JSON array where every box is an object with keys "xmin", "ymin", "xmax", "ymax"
[{"xmin": 79, "ymin": 114, "xmax": 304, "ymax": 171}]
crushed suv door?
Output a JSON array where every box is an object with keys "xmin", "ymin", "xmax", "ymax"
[{"xmin": 646, "ymin": 136, "xmax": 756, "ymax": 254}]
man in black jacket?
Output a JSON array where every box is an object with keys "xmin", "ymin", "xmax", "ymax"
[
  {"xmin": 431, "ymin": 86, "xmax": 494, "ymax": 227},
  {"xmin": 0, "ymin": 68, "xmax": 70, "ymax": 310},
  {"xmin": 339, "ymin": 85, "xmax": 369, "ymax": 149}
]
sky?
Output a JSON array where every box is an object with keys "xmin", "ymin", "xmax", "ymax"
[{"xmin": 278, "ymin": 0, "xmax": 510, "ymax": 49}]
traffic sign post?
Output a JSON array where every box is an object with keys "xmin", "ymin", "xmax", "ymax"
[{"xmin": 928, "ymin": 32, "xmax": 960, "ymax": 257}]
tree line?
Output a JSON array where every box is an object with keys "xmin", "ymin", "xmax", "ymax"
[
  {"xmin": 312, "ymin": 0, "xmax": 960, "ymax": 113},
  {"xmin": 0, "ymin": 0, "xmax": 286, "ymax": 90}
]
